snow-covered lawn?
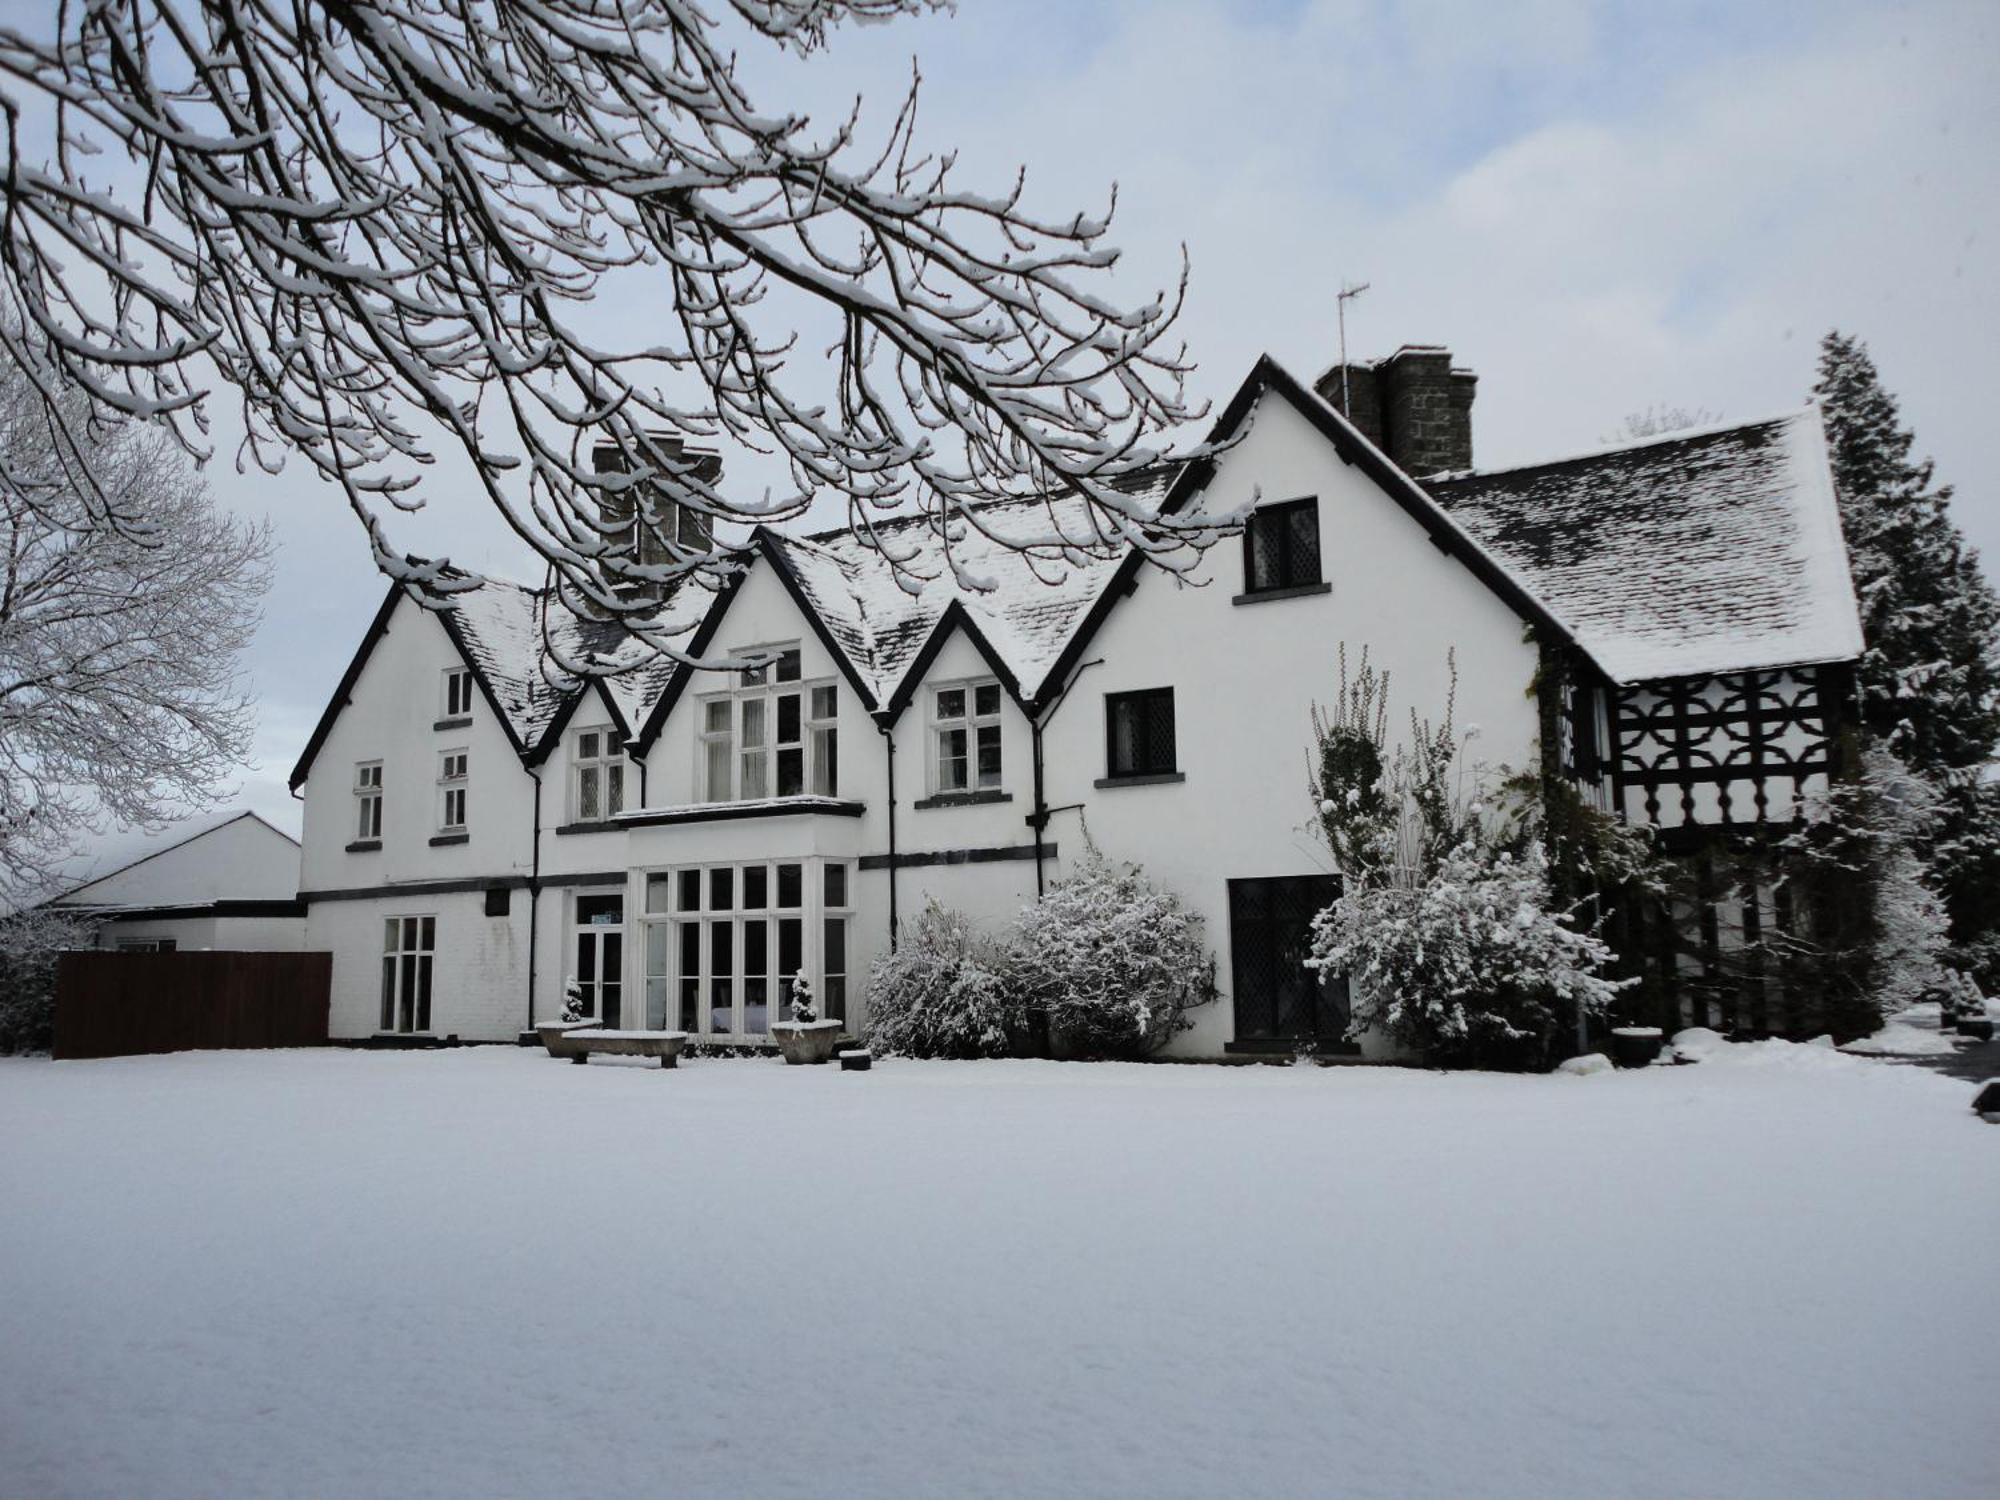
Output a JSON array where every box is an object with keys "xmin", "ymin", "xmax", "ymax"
[{"xmin": 1, "ymin": 1046, "xmax": 1995, "ymax": 1499}]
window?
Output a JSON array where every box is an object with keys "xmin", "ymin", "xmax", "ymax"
[
  {"xmin": 354, "ymin": 762, "xmax": 383, "ymax": 840},
  {"xmin": 642, "ymin": 858, "xmax": 851, "ymax": 1035},
  {"xmin": 115, "ymin": 938, "xmax": 177, "ymax": 953},
  {"xmin": 697, "ymin": 645, "xmax": 837, "ymax": 801},
  {"xmin": 443, "ymin": 667, "xmax": 475, "ymax": 719},
  {"xmin": 932, "ymin": 681, "xmax": 1002, "ymax": 794},
  {"xmin": 573, "ymin": 727, "xmax": 627, "ymax": 821},
  {"xmin": 1243, "ymin": 497, "xmax": 1321, "ymax": 594},
  {"xmin": 1106, "ymin": 688, "xmax": 1177, "ymax": 778},
  {"xmin": 380, "ymin": 915, "xmax": 435, "ymax": 1033},
  {"xmin": 438, "ymin": 750, "xmax": 468, "ymax": 831}
]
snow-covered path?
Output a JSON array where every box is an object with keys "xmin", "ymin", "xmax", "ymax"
[{"xmin": 1, "ymin": 1046, "xmax": 1994, "ymax": 1499}]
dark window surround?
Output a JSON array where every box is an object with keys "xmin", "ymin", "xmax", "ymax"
[
  {"xmin": 428, "ymin": 832, "xmax": 470, "ymax": 847},
  {"xmin": 553, "ymin": 820, "xmax": 623, "ymax": 836},
  {"xmin": 1094, "ymin": 771, "xmax": 1186, "ymax": 789},
  {"xmin": 483, "ymin": 886, "xmax": 512, "ymax": 917},
  {"xmin": 433, "ymin": 716, "xmax": 473, "ymax": 732},
  {"xmin": 911, "ymin": 789, "xmax": 1013, "ymax": 811},
  {"xmin": 1242, "ymin": 496, "xmax": 1322, "ymax": 596},
  {"xmin": 346, "ymin": 838, "xmax": 382, "ymax": 853},
  {"xmin": 1105, "ymin": 687, "xmax": 1177, "ymax": 779}
]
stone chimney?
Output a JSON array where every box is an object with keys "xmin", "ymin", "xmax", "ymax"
[
  {"xmin": 1313, "ymin": 344, "xmax": 1477, "ymax": 476},
  {"xmin": 591, "ymin": 435, "xmax": 721, "ymax": 576}
]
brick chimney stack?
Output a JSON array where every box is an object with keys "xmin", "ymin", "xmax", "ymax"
[{"xmin": 1313, "ymin": 344, "xmax": 1477, "ymax": 476}]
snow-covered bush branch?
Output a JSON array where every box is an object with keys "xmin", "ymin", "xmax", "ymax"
[
  {"xmin": 865, "ymin": 899, "xmax": 1023, "ymax": 1059},
  {"xmin": 0, "ymin": 903, "xmax": 89, "ymax": 1052},
  {"xmin": 0, "ymin": 0, "xmax": 1227, "ymax": 660},
  {"xmin": 1307, "ymin": 648, "xmax": 1629, "ymax": 1068},
  {"xmin": 0, "ymin": 356, "xmax": 271, "ymax": 903},
  {"xmin": 1012, "ymin": 850, "xmax": 1217, "ymax": 1058}
]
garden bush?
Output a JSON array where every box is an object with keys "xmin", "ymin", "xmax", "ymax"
[{"xmin": 864, "ymin": 899, "xmax": 1024, "ymax": 1059}]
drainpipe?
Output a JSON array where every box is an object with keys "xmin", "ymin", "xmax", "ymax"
[
  {"xmin": 526, "ymin": 767, "xmax": 543, "ymax": 1032},
  {"xmin": 876, "ymin": 716, "xmax": 899, "ymax": 951},
  {"xmin": 1028, "ymin": 659, "xmax": 1103, "ymax": 896}
]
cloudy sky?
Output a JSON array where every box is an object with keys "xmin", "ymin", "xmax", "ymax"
[{"xmin": 33, "ymin": 0, "xmax": 2000, "ymax": 881}]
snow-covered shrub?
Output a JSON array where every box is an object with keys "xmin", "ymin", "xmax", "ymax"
[
  {"xmin": 864, "ymin": 900, "xmax": 1023, "ymax": 1059},
  {"xmin": 560, "ymin": 975, "xmax": 586, "ymax": 1023},
  {"xmin": 0, "ymin": 907, "xmax": 90, "ymax": 1054},
  {"xmin": 1773, "ymin": 745, "xmax": 1951, "ymax": 1035},
  {"xmin": 788, "ymin": 970, "xmax": 816, "ymax": 1024},
  {"xmin": 1310, "ymin": 840, "xmax": 1627, "ymax": 1070},
  {"xmin": 1308, "ymin": 649, "xmax": 1631, "ymax": 1069},
  {"xmin": 1012, "ymin": 852, "xmax": 1217, "ymax": 1059}
]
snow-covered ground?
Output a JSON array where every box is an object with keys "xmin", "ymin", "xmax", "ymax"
[{"xmin": 1, "ymin": 1045, "xmax": 1994, "ymax": 1499}]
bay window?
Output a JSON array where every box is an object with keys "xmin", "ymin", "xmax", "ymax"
[{"xmin": 642, "ymin": 857, "xmax": 853, "ymax": 1036}]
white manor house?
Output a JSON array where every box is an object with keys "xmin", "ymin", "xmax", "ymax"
[{"xmin": 288, "ymin": 346, "xmax": 1864, "ymax": 1058}]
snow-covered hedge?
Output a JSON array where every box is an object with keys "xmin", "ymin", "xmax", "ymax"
[
  {"xmin": 866, "ymin": 857, "xmax": 1218, "ymax": 1061},
  {"xmin": 864, "ymin": 900, "xmax": 1024, "ymax": 1059},
  {"xmin": 0, "ymin": 908, "xmax": 90, "ymax": 1054},
  {"xmin": 1013, "ymin": 852, "xmax": 1217, "ymax": 1059},
  {"xmin": 1311, "ymin": 840, "xmax": 1626, "ymax": 1070}
]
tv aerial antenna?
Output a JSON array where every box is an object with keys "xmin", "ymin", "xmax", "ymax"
[{"xmin": 1336, "ymin": 281, "xmax": 1370, "ymax": 413}]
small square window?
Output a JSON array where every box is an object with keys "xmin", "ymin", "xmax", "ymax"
[
  {"xmin": 1106, "ymin": 688, "xmax": 1176, "ymax": 778},
  {"xmin": 824, "ymin": 862, "xmax": 847, "ymax": 909},
  {"xmin": 936, "ymin": 687, "xmax": 966, "ymax": 720},
  {"xmin": 484, "ymin": 886, "xmax": 511, "ymax": 917},
  {"xmin": 1244, "ymin": 498, "xmax": 1321, "ymax": 594},
  {"xmin": 776, "ymin": 863, "xmax": 803, "ymax": 909},
  {"xmin": 709, "ymin": 866, "xmax": 734, "ymax": 911},
  {"xmin": 677, "ymin": 868, "xmax": 702, "ymax": 913},
  {"xmin": 775, "ymin": 648, "xmax": 802, "ymax": 683},
  {"xmin": 743, "ymin": 865, "xmax": 768, "ymax": 909}
]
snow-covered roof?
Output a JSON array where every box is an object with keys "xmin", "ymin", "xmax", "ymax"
[
  {"xmin": 296, "ymin": 366, "xmax": 1863, "ymax": 786},
  {"xmin": 776, "ymin": 482, "xmax": 1161, "ymax": 706},
  {"xmin": 442, "ymin": 568, "xmax": 731, "ymax": 751},
  {"xmin": 1423, "ymin": 409, "xmax": 1864, "ymax": 684}
]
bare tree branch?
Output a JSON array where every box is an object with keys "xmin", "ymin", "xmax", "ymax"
[{"xmin": 0, "ymin": 1, "xmax": 1223, "ymax": 666}]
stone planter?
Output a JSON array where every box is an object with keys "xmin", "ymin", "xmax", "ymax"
[
  {"xmin": 770, "ymin": 1019, "xmax": 843, "ymax": 1065},
  {"xmin": 536, "ymin": 1018, "xmax": 598, "ymax": 1059},
  {"xmin": 1609, "ymin": 1026, "xmax": 1666, "ymax": 1069}
]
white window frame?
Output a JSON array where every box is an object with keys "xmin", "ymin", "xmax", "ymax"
[
  {"xmin": 354, "ymin": 761, "xmax": 383, "ymax": 840},
  {"xmin": 442, "ymin": 667, "xmax": 475, "ymax": 720},
  {"xmin": 380, "ymin": 914, "xmax": 435, "ymax": 1034},
  {"xmin": 438, "ymin": 749, "xmax": 468, "ymax": 832},
  {"xmin": 571, "ymin": 726, "xmax": 628, "ymax": 822},
  {"xmin": 640, "ymin": 857, "xmax": 852, "ymax": 1037},
  {"xmin": 695, "ymin": 643, "xmax": 838, "ymax": 802},
  {"xmin": 929, "ymin": 678, "xmax": 1003, "ymax": 794}
]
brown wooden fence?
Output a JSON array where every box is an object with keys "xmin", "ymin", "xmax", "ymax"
[{"xmin": 54, "ymin": 950, "xmax": 331, "ymax": 1060}]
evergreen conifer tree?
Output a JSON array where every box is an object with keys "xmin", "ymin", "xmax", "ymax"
[{"xmin": 1814, "ymin": 331, "xmax": 2000, "ymax": 983}]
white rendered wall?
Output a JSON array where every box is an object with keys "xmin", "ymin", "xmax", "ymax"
[
  {"xmin": 1034, "ymin": 388, "xmax": 1544, "ymax": 1058},
  {"xmin": 59, "ymin": 813, "xmax": 299, "ymax": 908}
]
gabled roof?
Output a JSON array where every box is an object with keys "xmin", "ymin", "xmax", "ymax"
[
  {"xmin": 1423, "ymin": 408, "xmax": 1863, "ymax": 683},
  {"xmin": 290, "ymin": 360, "xmax": 1864, "ymax": 786},
  {"xmin": 49, "ymin": 811, "xmax": 299, "ymax": 908}
]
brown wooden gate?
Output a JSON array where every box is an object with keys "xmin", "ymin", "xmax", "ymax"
[{"xmin": 54, "ymin": 951, "xmax": 331, "ymax": 1060}]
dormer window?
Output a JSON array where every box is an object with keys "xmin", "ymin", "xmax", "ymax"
[
  {"xmin": 698, "ymin": 644, "xmax": 837, "ymax": 801},
  {"xmin": 573, "ymin": 727, "xmax": 628, "ymax": 821},
  {"xmin": 442, "ymin": 667, "xmax": 475, "ymax": 721},
  {"xmin": 932, "ymin": 681, "xmax": 1002, "ymax": 794},
  {"xmin": 1242, "ymin": 497, "xmax": 1322, "ymax": 596}
]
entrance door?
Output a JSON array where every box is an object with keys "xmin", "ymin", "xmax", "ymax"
[
  {"xmin": 1227, "ymin": 876, "xmax": 1351, "ymax": 1047},
  {"xmin": 574, "ymin": 893, "xmax": 625, "ymax": 1027}
]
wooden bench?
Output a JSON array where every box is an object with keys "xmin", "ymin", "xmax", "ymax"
[{"xmin": 564, "ymin": 1029, "xmax": 690, "ymax": 1068}]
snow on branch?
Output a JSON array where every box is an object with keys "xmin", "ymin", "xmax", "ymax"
[{"xmin": 0, "ymin": 1, "xmax": 1223, "ymax": 667}]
